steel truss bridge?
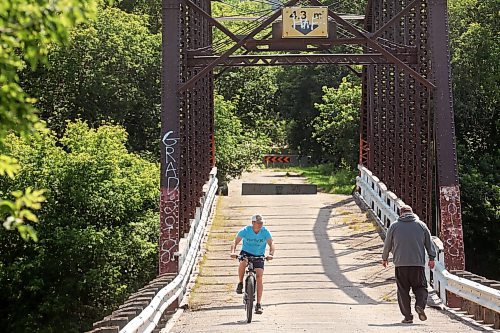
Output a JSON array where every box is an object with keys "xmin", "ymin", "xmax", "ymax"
[
  {"xmin": 86, "ymin": 1, "xmax": 500, "ymax": 331},
  {"xmin": 160, "ymin": 0, "xmax": 463, "ymax": 275}
]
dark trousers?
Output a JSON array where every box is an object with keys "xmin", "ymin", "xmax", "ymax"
[{"xmin": 395, "ymin": 266, "xmax": 428, "ymax": 319}]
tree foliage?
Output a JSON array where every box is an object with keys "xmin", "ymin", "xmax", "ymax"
[
  {"xmin": 312, "ymin": 76, "xmax": 361, "ymax": 168},
  {"xmin": 0, "ymin": 0, "xmax": 98, "ymax": 239},
  {"xmin": 449, "ymin": 0, "xmax": 499, "ymax": 154},
  {"xmin": 22, "ymin": 8, "xmax": 162, "ymax": 153},
  {"xmin": 216, "ymin": 67, "xmax": 288, "ymax": 146},
  {"xmin": 275, "ymin": 65, "xmax": 351, "ymax": 160},
  {"xmin": 323, "ymin": 0, "xmax": 366, "ymax": 15},
  {"xmin": 448, "ymin": 0, "xmax": 499, "ymax": 278},
  {"xmin": 214, "ymin": 94, "xmax": 271, "ymax": 183},
  {"xmin": 0, "ymin": 0, "xmax": 97, "ymax": 139},
  {"xmin": 115, "ymin": 0, "xmax": 162, "ymax": 33},
  {"xmin": 0, "ymin": 121, "xmax": 159, "ymax": 332},
  {"xmin": 211, "ymin": 0, "xmax": 274, "ymax": 53},
  {"xmin": 458, "ymin": 148, "xmax": 499, "ymax": 278}
]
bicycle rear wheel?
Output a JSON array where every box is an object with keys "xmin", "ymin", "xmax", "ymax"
[{"xmin": 245, "ymin": 276, "xmax": 255, "ymax": 323}]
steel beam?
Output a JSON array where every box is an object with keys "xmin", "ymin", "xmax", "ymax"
[
  {"xmin": 178, "ymin": 0, "xmax": 300, "ymax": 92},
  {"xmin": 371, "ymin": 0, "xmax": 421, "ymax": 39},
  {"xmin": 189, "ymin": 53, "xmax": 417, "ymax": 67},
  {"xmin": 309, "ymin": 0, "xmax": 435, "ymax": 89},
  {"xmin": 160, "ymin": 0, "xmax": 182, "ymax": 274},
  {"xmin": 243, "ymin": 37, "xmax": 368, "ymax": 50},
  {"xmin": 182, "ymin": 0, "xmax": 247, "ymax": 50},
  {"xmin": 427, "ymin": 0, "xmax": 465, "ymax": 282},
  {"xmin": 362, "ymin": 0, "xmax": 433, "ymax": 229}
]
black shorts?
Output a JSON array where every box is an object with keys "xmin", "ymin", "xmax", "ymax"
[{"xmin": 239, "ymin": 250, "xmax": 265, "ymax": 269}]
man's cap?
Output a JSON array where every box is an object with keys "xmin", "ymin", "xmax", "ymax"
[
  {"xmin": 400, "ymin": 205, "xmax": 413, "ymax": 214},
  {"xmin": 251, "ymin": 214, "xmax": 265, "ymax": 223}
]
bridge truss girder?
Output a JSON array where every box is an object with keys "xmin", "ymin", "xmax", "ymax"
[
  {"xmin": 160, "ymin": 0, "xmax": 465, "ymax": 281},
  {"xmin": 189, "ymin": 53, "xmax": 417, "ymax": 67},
  {"xmin": 360, "ymin": 0, "xmax": 465, "ymax": 277}
]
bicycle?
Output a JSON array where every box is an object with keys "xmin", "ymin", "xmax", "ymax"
[{"xmin": 237, "ymin": 254, "xmax": 266, "ymax": 323}]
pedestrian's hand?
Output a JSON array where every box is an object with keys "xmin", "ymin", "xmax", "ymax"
[
  {"xmin": 266, "ymin": 255, "xmax": 274, "ymax": 261},
  {"xmin": 382, "ymin": 260, "xmax": 388, "ymax": 268},
  {"xmin": 428, "ymin": 260, "xmax": 435, "ymax": 270},
  {"xmin": 230, "ymin": 252, "xmax": 238, "ymax": 259}
]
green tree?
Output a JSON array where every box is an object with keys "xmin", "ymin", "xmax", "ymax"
[
  {"xmin": 449, "ymin": 0, "xmax": 499, "ymax": 155},
  {"xmin": 211, "ymin": 0, "xmax": 274, "ymax": 53},
  {"xmin": 458, "ymin": 148, "xmax": 499, "ymax": 278},
  {"xmin": 448, "ymin": 0, "xmax": 499, "ymax": 279},
  {"xmin": 0, "ymin": 0, "xmax": 98, "ymax": 239},
  {"xmin": 21, "ymin": 8, "xmax": 162, "ymax": 154},
  {"xmin": 0, "ymin": 121, "xmax": 159, "ymax": 332},
  {"xmin": 115, "ymin": 0, "xmax": 162, "ymax": 33},
  {"xmin": 323, "ymin": 0, "xmax": 366, "ymax": 15},
  {"xmin": 275, "ymin": 65, "xmax": 351, "ymax": 160},
  {"xmin": 216, "ymin": 67, "xmax": 288, "ymax": 146},
  {"xmin": 214, "ymin": 94, "xmax": 271, "ymax": 183},
  {"xmin": 312, "ymin": 76, "xmax": 361, "ymax": 168}
]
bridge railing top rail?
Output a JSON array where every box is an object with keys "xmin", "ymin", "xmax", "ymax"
[
  {"xmin": 431, "ymin": 238, "xmax": 500, "ymax": 314},
  {"xmin": 356, "ymin": 165, "xmax": 405, "ymax": 232}
]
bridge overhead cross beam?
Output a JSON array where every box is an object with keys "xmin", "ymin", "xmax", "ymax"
[{"xmin": 189, "ymin": 53, "xmax": 417, "ymax": 67}]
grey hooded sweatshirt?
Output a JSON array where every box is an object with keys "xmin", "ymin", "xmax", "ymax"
[{"xmin": 382, "ymin": 213, "xmax": 436, "ymax": 267}]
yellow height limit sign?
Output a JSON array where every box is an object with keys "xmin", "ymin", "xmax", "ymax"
[{"xmin": 282, "ymin": 7, "xmax": 328, "ymax": 38}]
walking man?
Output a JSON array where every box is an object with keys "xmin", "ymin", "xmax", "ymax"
[
  {"xmin": 230, "ymin": 214, "xmax": 275, "ymax": 314},
  {"xmin": 382, "ymin": 205, "xmax": 436, "ymax": 324}
]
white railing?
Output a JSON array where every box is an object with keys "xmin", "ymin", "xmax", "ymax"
[
  {"xmin": 355, "ymin": 164, "xmax": 500, "ymax": 316},
  {"xmin": 355, "ymin": 165, "xmax": 403, "ymax": 232},
  {"xmin": 431, "ymin": 238, "xmax": 500, "ymax": 313},
  {"xmin": 120, "ymin": 167, "xmax": 218, "ymax": 333}
]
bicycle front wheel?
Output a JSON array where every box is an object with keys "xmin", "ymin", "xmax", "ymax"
[{"xmin": 245, "ymin": 276, "xmax": 255, "ymax": 323}]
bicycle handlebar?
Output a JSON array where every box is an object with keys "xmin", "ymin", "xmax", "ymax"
[
  {"xmin": 230, "ymin": 253, "xmax": 273, "ymax": 261},
  {"xmin": 237, "ymin": 254, "xmax": 267, "ymax": 261}
]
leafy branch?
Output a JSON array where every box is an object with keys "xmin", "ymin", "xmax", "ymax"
[{"xmin": 1, "ymin": 187, "xmax": 46, "ymax": 241}]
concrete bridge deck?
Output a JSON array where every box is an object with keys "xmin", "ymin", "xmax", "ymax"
[{"xmin": 166, "ymin": 169, "xmax": 483, "ymax": 332}]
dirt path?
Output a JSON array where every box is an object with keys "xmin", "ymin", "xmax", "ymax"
[{"xmin": 167, "ymin": 169, "xmax": 482, "ymax": 332}]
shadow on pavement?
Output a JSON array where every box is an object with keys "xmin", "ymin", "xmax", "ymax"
[
  {"xmin": 313, "ymin": 197, "xmax": 378, "ymax": 305},
  {"xmin": 368, "ymin": 323, "xmax": 425, "ymax": 327},
  {"xmin": 194, "ymin": 300, "xmax": 385, "ymax": 314}
]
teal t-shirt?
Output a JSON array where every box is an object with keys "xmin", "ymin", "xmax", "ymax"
[{"xmin": 238, "ymin": 225, "xmax": 272, "ymax": 256}]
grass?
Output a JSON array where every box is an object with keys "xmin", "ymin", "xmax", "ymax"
[
  {"xmin": 188, "ymin": 199, "xmax": 226, "ymax": 309},
  {"xmin": 347, "ymin": 219, "xmax": 377, "ymax": 232},
  {"xmin": 334, "ymin": 209, "xmax": 378, "ymax": 232},
  {"xmin": 207, "ymin": 201, "xmax": 234, "ymax": 242},
  {"xmin": 381, "ymin": 291, "xmax": 397, "ymax": 302},
  {"xmin": 188, "ymin": 198, "xmax": 239, "ymax": 310},
  {"xmin": 188, "ymin": 252, "xmax": 207, "ymax": 310},
  {"xmin": 280, "ymin": 164, "xmax": 358, "ymax": 194}
]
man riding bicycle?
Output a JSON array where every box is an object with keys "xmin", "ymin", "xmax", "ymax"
[{"xmin": 230, "ymin": 214, "xmax": 275, "ymax": 314}]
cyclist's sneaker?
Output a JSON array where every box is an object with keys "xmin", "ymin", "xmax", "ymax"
[
  {"xmin": 255, "ymin": 303, "xmax": 263, "ymax": 314},
  {"xmin": 415, "ymin": 305, "xmax": 427, "ymax": 321},
  {"xmin": 236, "ymin": 282, "xmax": 243, "ymax": 294}
]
